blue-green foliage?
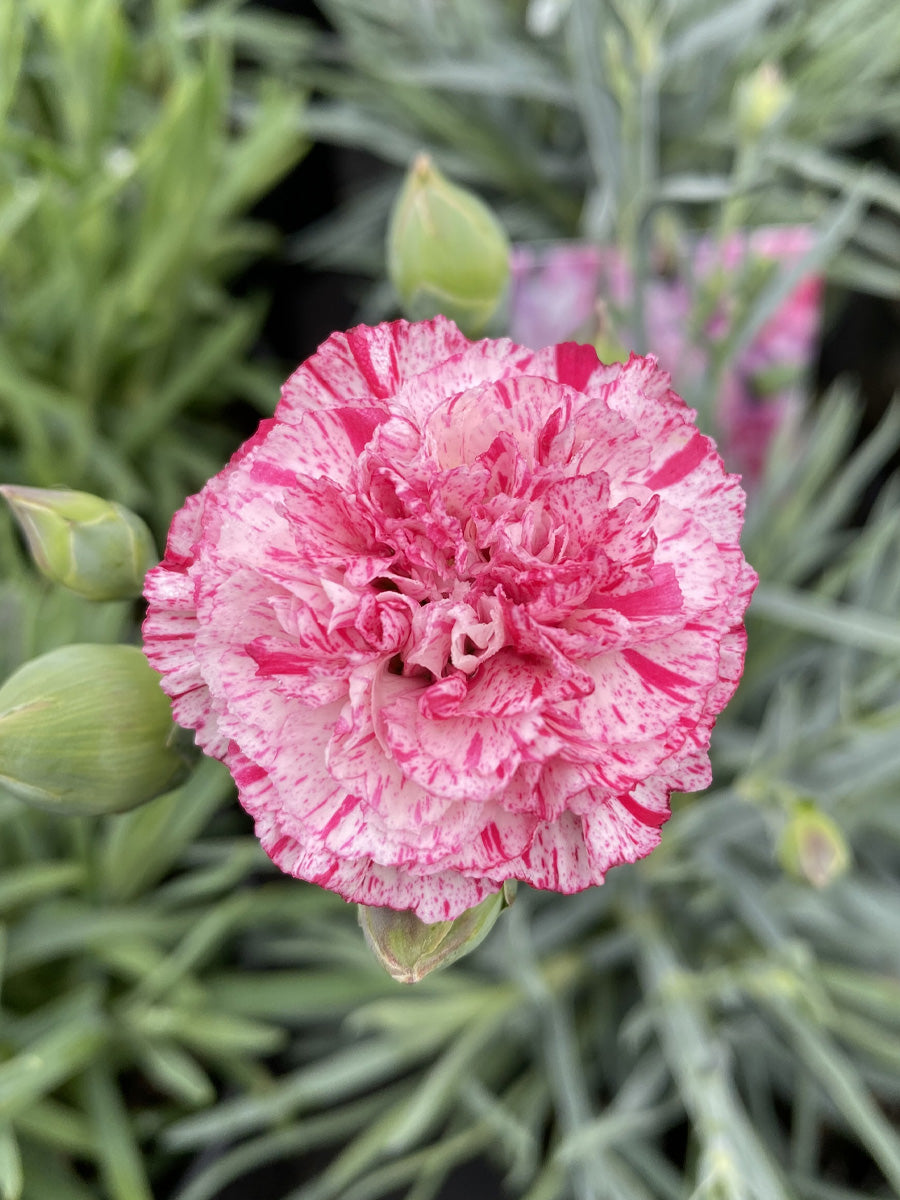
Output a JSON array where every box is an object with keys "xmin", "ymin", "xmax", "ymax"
[{"xmin": 2, "ymin": 3, "xmax": 900, "ymax": 1200}]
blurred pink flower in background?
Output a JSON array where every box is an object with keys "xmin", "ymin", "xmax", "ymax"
[
  {"xmin": 144, "ymin": 318, "xmax": 756, "ymax": 922},
  {"xmin": 510, "ymin": 228, "xmax": 824, "ymax": 485}
]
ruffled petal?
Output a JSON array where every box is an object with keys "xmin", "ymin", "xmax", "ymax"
[{"xmin": 278, "ymin": 317, "xmax": 470, "ymax": 419}]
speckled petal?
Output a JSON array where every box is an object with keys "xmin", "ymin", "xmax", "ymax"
[{"xmin": 278, "ymin": 317, "xmax": 470, "ymax": 420}]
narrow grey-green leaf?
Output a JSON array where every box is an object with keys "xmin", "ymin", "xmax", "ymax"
[
  {"xmin": 0, "ymin": 1012, "xmax": 107, "ymax": 1120},
  {"xmin": 0, "ymin": 1123, "xmax": 22, "ymax": 1200},
  {"xmin": 81, "ymin": 1061, "xmax": 153, "ymax": 1200},
  {"xmin": 750, "ymin": 586, "xmax": 900, "ymax": 654}
]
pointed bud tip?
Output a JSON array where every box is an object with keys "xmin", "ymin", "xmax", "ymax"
[{"xmin": 411, "ymin": 152, "xmax": 433, "ymax": 179}]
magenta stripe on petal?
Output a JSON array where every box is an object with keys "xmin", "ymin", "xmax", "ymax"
[{"xmin": 617, "ymin": 791, "xmax": 671, "ymax": 828}]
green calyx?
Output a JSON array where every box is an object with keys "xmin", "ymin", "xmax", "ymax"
[
  {"xmin": 1, "ymin": 485, "xmax": 157, "ymax": 602},
  {"xmin": 0, "ymin": 643, "xmax": 189, "ymax": 815},
  {"xmin": 359, "ymin": 882, "xmax": 517, "ymax": 984},
  {"xmin": 777, "ymin": 802, "xmax": 851, "ymax": 888}
]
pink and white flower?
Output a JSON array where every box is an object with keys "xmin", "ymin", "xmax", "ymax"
[
  {"xmin": 143, "ymin": 318, "xmax": 756, "ymax": 922},
  {"xmin": 510, "ymin": 228, "xmax": 824, "ymax": 486}
]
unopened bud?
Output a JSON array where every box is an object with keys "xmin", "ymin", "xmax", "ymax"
[
  {"xmin": 359, "ymin": 882, "xmax": 516, "ymax": 984},
  {"xmin": 387, "ymin": 154, "xmax": 510, "ymax": 337},
  {"xmin": 733, "ymin": 63, "xmax": 792, "ymax": 140},
  {"xmin": 0, "ymin": 644, "xmax": 189, "ymax": 815},
  {"xmin": 778, "ymin": 803, "xmax": 850, "ymax": 889},
  {"xmin": 1, "ymin": 485, "xmax": 156, "ymax": 601}
]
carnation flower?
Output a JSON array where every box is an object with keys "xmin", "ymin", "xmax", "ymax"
[
  {"xmin": 143, "ymin": 318, "xmax": 756, "ymax": 922},
  {"xmin": 510, "ymin": 229, "xmax": 824, "ymax": 485}
]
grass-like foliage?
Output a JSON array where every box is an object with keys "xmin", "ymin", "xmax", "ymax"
[
  {"xmin": 1, "ymin": 3, "xmax": 900, "ymax": 1200},
  {"xmin": 0, "ymin": 0, "xmax": 307, "ymax": 536},
  {"xmin": 294, "ymin": 0, "xmax": 900, "ymax": 305}
]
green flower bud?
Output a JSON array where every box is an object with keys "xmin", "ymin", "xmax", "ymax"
[
  {"xmin": 733, "ymin": 63, "xmax": 792, "ymax": 140},
  {"xmin": 359, "ymin": 882, "xmax": 516, "ymax": 984},
  {"xmin": 777, "ymin": 803, "xmax": 850, "ymax": 889},
  {"xmin": 387, "ymin": 154, "xmax": 510, "ymax": 337},
  {"xmin": 0, "ymin": 485, "xmax": 157, "ymax": 601},
  {"xmin": 0, "ymin": 644, "xmax": 189, "ymax": 815}
]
